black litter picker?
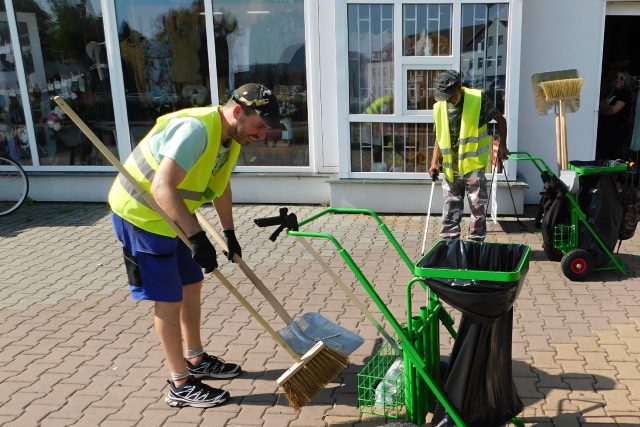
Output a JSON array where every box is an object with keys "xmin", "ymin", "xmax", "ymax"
[
  {"xmin": 256, "ymin": 208, "xmax": 530, "ymax": 427},
  {"xmin": 509, "ymin": 152, "xmax": 637, "ymax": 280}
]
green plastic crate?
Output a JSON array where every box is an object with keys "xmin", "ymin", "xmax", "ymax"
[
  {"xmin": 358, "ymin": 338, "xmax": 405, "ymax": 418},
  {"xmin": 553, "ymin": 224, "xmax": 574, "ymax": 252}
]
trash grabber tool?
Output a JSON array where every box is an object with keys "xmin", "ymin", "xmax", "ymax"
[{"xmin": 420, "ymin": 169, "xmax": 439, "ymax": 256}]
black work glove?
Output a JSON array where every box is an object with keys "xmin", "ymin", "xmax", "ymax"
[
  {"xmin": 189, "ymin": 231, "xmax": 218, "ymax": 273},
  {"xmin": 223, "ymin": 229, "xmax": 242, "ymax": 262}
]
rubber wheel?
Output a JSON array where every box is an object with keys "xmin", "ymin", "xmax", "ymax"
[
  {"xmin": 543, "ymin": 244, "xmax": 563, "ymax": 262},
  {"xmin": 561, "ymin": 249, "xmax": 593, "ymax": 281}
]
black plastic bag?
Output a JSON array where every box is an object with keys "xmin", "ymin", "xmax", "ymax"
[{"xmin": 418, "ymin": 240, "xmax": 527, "ymax": 427}]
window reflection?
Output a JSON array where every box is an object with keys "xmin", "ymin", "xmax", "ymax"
[
  {"xmin": 406, "ymin": 69, "xmax": 447, "ymax": 110},
  {"xmin": 214, "ymin": 0, "xmax": 308, "ymax": 167},
  {"xmin": 350, "ymin": 122, "xmax": 432, "ymax": 173},
  {"xmin": 13, "ymin": 0, "xmax": 117, "ymax": 166},
  {"xmin": 348, "ymin": 4, "xmax": 394, "ymax": 115},
  {"xmin": 0, "ymin": 8, "xmax": 31, "ymax": 165},
  {"xmin": 116, "ymin": 0, "xmax": 211, "ymax": 148},
  {"xmin": 460, "ymin": 3, "xmax": 508, "ymax": 113},
  {"xmin": 403, "ymin": 4, "xmax": 452, "ymax": 57}
]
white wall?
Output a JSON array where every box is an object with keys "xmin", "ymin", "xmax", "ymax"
[{"xmin": 517, "ymin": 0, "xmax": 606, "ymax": 203}]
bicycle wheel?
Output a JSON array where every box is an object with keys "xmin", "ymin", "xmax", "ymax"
[{"xmin": 0, "ymin": 156, "xmax": 29, "ymax": 216}]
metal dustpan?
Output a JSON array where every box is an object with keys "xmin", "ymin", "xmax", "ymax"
[{"xmin": 277, "ymin": 312, "xmax": 365, "ymax": 356}]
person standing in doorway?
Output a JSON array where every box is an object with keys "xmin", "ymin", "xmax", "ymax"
[
  {"xmin": 108, "ymin": 83, "xmax": 284, "ymax": 408},
  {"xmin": 428, "ymin": 70, "xmax": 508, "ymax": 241},
  {"xmin": 597, "ymin": 70, "xmax": 633, "ymax": 160}
]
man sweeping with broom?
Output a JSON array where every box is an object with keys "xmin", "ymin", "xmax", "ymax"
[
  {"xmin": 108, "ymin": 83, "xmax": 285, "ymax": 408},
  {"xmin": 428, "ymin": 70, "xmax": 509, "ymax": 241}
]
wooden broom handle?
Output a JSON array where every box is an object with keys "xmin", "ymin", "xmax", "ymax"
[
  {"xmin": 295, "ymin": 236, "xmax": 400, "ymax": 353},
  {"xmin": 54, "ymin": 96, "xmax": 301, "ymax": 361},
  {"xmin": 559, "ymin": 99, "xmax": 569, "ymax": 169},
  {"xmin": 196, "ymin": 211, "xmax": 294, "ymax": 324}
]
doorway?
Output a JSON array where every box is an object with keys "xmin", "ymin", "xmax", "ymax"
[{"xmin": 596, "ymin": 14, "xmax": 640, "ymax": 160}]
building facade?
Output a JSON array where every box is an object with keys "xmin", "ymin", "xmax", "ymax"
[{"xmin": 0, "ymin": 0, "xmax": 637, "ymax": 213}]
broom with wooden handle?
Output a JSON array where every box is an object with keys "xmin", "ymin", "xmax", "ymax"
[
  {"xmin": 54, "ymin": 96, "xmax": 348, "ymax": 410},
  {"xmin": 541, "ymin": 78, "xmax": 584, "ymax": 170}
]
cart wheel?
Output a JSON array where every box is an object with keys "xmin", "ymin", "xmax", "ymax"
[
  {"xmin": 561, "ymin": 249, "xmax": 593, "ymax": 281},
  {"xmin": 543, "ymin": 244, "xmax": 563, "ymax": 262}
]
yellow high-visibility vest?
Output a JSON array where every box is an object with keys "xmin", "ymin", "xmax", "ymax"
[
  {"xmin": 108, "ymin": 107, "xmax": 240, "ymax": 237},
  {"xmin": 434, "ymin": 88, "xmax": 490, "ymax": 182}
]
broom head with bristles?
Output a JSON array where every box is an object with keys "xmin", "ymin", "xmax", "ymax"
[
  {"xmin": 277, "ymin": 341, "xmax": 349, "ymax": 410},
  {"xmin": 540, "ymin": 77, "xmax": 584, "ymax": 101}
]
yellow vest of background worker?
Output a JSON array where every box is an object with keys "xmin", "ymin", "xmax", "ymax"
[
  {"xmin": 108, "ymin": 107, "xmax": 241, "ymax": 237},
  {"xmin": 433, "ymin": 87, "xmax": 490, "ymax": 182}
]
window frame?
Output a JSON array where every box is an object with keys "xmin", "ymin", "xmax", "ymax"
[{"xmin": 339, "ymin": 0, "xmax": 520, "ymax": 180}]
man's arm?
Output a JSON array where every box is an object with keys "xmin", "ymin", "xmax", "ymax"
[
  {"xmin": 151, "ymin": 157, "xmax": 202, "ymax": 237},
  {"xmin": 213, "ymin": 183, "xmax": 234, "ymax": 231}
]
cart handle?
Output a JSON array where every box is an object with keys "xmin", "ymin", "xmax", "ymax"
[
  {"xmin": 507, "ymin": 151, "xmax": 555, "ymax": 176},
  {"xmin": 293, "ymin": 207, "xmax": 414, "ymax": 271}
]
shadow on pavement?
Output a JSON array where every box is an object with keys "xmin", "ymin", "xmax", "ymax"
[{"xmin": 0, "ymin": 202, "xmax": 109, "ymax": 237}]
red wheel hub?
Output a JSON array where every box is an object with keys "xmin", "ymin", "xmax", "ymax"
[{"xmin": 571, "ymin": 258, "xmax": 587, "ymax": 274}]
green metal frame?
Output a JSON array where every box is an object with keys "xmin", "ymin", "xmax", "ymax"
[
  {"xmin": 508, "ymin": 152, "xmax": 626, "ymax": 275},
  {"xmin": 290, "ymin": 208, "xmax": 526, "ymax": 427}
]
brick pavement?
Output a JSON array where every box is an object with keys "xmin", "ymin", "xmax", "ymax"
[{"xmin": 0, "ymin": 202, "xmax": 639, "ymax": 426}]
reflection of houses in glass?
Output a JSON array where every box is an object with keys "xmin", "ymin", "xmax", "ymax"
[{"xmin": 460, "ymin": 5, "xmax": 508, "ymax": 112}]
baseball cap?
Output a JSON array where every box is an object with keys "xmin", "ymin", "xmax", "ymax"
[
  {"xmin": 434, "ymin": 70, "xmax": 462, "ymax": 101},
  {"xmin": 231, "ymin": 83, "xmax": 286, "ymax": 130}
]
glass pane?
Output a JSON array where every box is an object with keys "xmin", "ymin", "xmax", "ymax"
[
  {"xmin": 213, "ymin": 0, "xmax": 308, "ymax": 167},
  {"xmin": 0, "ymin": 7, "xmax": 32, "ymax": 165},
  {"xmin": 116, "ymin": 0, "xmax": 211, "ymax": 149},
  {"xmin": 406, "ymin": 69, "xmax": 448, "ymax": 110},
  {"xmin": 350, "ymin": 122, "xmax": 433, "ymax": 173},
  {"xmin": 13, "ymin": 0, "xmax": 117, "ymax": 166},
  {"xmin": 348, "ymin": 4, "xmax": 393, "ymax": 114},
  {"xmin": 403, "ymin": 4, "xmax": 452, "ymax": 56},
  {"xmin": 460, "ymin": 3, "xmax": 508, "ymax": 113}
]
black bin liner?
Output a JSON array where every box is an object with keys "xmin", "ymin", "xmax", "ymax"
[{"xmin": 417, "ymin": 240, "xmax": 528, "ymax": 427}]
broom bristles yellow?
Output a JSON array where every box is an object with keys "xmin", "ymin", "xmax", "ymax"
[
  {"xmin": 541, "ymin": 77, "xmax": 584, "ymax": 101},
  {"xmin": 277, "ymin": 342, "xmax": 349, "ymax": 410}
]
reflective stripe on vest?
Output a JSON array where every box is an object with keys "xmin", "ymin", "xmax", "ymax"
[
  {"xmin": 434, "ymin": 87, "xmax": 490, "ymax": 182},
  {"xmin": 108, "ymin": 107, "xmax": 241, "ymax": 237}
]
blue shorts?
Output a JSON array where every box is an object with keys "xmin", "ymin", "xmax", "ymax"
[{"xmin": 112, "ymin": 213, "xmax": 204, "ymax": 302}]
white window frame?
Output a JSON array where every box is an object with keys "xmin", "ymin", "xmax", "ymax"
[{"xmin": 337, "ymin": 0, "xmax": 522, "ymax": 180}]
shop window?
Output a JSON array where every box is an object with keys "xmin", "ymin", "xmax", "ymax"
[
  {"xmin": 12, "ymin": 1, "xmax": 117, "ymax": 166},
  {"xmin": 116, "ymin": 0, "xmax": 211, "ymax": 149},
  {"xmin": 212, "ymin": 0, "xmax": 308, "ymax": 167},
  {"xmin": 347, "ymin": 2, "xmax": 509, "ymax": 175},
  {"xmin": 0, "ymin": 9, "xmax": 31, "ymax": 166},
  {"xmin": 350, "ymin": 122, "xmax": 432, "ymax": 173},
  {"xmin": 406, "ymin": 69, "xmax": 447, "ymax": 110},
  {"xmin": 461, "ymin": 3, "xmax": 508, "ymax": 114},
  {"xmin": 403, "ymin": 4, "xmax": 452, "ymax": 56},
  {"xmin": 347, "ymin": 4, "xmax": 394, "ymax": 115}
]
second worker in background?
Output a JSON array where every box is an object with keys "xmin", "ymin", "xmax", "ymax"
[{"xmin": 428, "ymin": 70, "xmax": 509, "ymax": 241}]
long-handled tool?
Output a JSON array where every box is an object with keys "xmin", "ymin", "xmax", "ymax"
[
  {"xmin": 195, "ymin": 211, "xmax": 364, "ymax": 356},
  {"xmin": 420, "ymin": 169, "xmax": 439, "ymax": 256},
  {"xmin": 54, "ymin": 95, "xmax": 348, "ymax": 410},
  {"xmin": 540, "ymin": 78, "xmax": 584, "ymax": 170}
]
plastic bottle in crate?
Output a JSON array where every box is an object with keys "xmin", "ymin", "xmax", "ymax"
[{"xmin": 374, "ymin": 357, "xmax": 404, "ymax": 407}]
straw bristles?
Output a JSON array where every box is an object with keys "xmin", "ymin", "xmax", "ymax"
[
  {"xmin": 541, "ymin": 78, "xmax": 584, "ymax": 101},
  {"xmin": 279, "ymin": 345, "xmax": 349, "ymax": 410}
]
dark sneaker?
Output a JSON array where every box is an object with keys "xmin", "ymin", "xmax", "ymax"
[
  {"xmin": 186, "ymin": 353, "xmax": 242, "ymax": 379},
  {"xmin": 165, "ymin": 376, "xmax": 229, "ymax": 408}
]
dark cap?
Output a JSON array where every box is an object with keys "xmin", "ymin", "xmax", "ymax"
[
  {"xmin": 434, "ymin": 70, "xmax": 462, "ymax": 101},
  {"xmin": 231, "ymin": 83, "xmax": 286, "ymax": 130}
]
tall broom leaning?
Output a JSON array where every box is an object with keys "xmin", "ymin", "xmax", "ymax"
[
  {"xmin": 540, "ymin": 78, "xmax": 584, "ymax": 170},
  {"xmin": 53, "ymin": 96, "xmax": 348, "ymax": 410}
]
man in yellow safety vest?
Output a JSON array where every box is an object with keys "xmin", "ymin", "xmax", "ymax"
[
  {"xmin": 108, "ymin": 83, "xmax": 284, "ymax": 408},
  {"xmin": 428, "ymin": 70, "xmax": 508, "ymax": 241}
]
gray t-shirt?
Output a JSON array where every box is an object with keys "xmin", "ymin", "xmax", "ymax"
[{"xmin": 147, "ymin": 117, "xmax": 230, "ymax": 173}]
